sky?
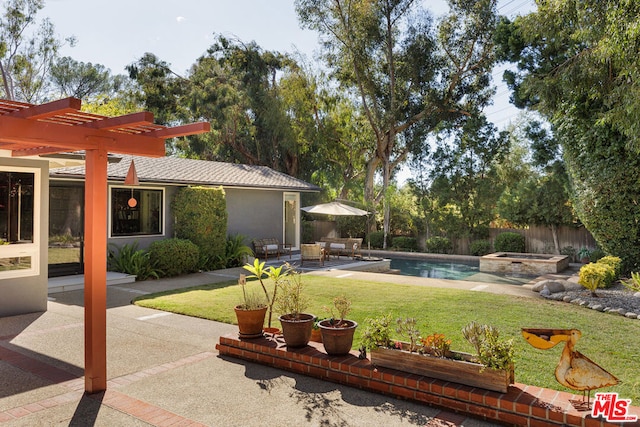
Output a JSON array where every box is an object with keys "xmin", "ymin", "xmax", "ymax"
[{"xmin": 41, "ymin": 0, "xmax": 535, "ymax": 130}]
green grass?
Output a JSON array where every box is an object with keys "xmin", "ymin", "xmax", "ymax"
[{"xmin": 133, "ymin": 275, "xmax": 640, "ymax": 401}]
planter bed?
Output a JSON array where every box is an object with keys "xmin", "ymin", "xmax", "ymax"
[{"xmin": 370, "ymin": 342, "xmax": 514, "ymax": 393}]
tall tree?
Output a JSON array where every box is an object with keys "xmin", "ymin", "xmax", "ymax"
[
  {"xmin": 427, "ymin": 115, "xmax": 508, "ymax": 242},
  {"xmin": 50, "ymin": 57, "xmax": 125, "ymax": 101},
  {"xmin": 0, "ymin": 0, "xmax": 73, "ymax": 102},
  {"xmin": 496, "ymin": 1, "xmax": 640, "ymax": 271},
  {"xmin": 296, "ymin": 0, "xmax": 499, "ymax": 246}
]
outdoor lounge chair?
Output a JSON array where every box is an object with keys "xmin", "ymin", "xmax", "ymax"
[
  {"xmin": 252, "ymin": 238, "xmax": 292, "ymax": 261},
  {"xmin": 300, "ymin": 243, "xmax": 324, "ymax": 266}
]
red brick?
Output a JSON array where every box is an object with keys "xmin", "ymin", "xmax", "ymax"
[
  {"xmin": 529, "ymin": 417, "xmax": 555, "ymax": 427},
  {"xmin": 439, "ymin": 397, "xmax": 468, "ymax": 413},
  {"xmin": 0, "ymin": 412, "xmax": 14, "ymax": 422},
  {"xmin": 565, "ymin": 412, "xmax": 585, "ymax": 427},
  {"xmin": 442, "ymin": 383, "xmax": 459, "ymax": 399},
  {"xmin": 467, "ymin": 405, "xmax": 498, "ymax": 420},
  {"xmin": 368, "ymin": 379, "xmax": 391, "ymax": 394},
  {"xmin": 469, "ymin": 389, "xmax": 486, "ymax": 405},
  {"xmin": 289, "ymin": 361, "xmax": 307, "ymax": 373},
  {"xmin": 484, "ymin": 391, "xmax": 500, "ymax": 409},
  {"xmin": 390, "ymin": 385, "xmax": 414, "ymax": 400},
  {"xmin": 498, "ymin": 394, "xmax": 516, "ymax": 412},
  {"xmin": 429, "ymin": 380, "xmax": 444, "ymax": 395},
  {"xmin": 273, "ymin": 357, "xmax": 291, "ymax": 370},
  {"xmin": 307, "ymin": 365, "xmax": 326, "ymax": 379},
  {"xmin": 435, "ymin": 410, "xmax": 467, "ymax": 425},
  {"xmin": 326, "ymin": 370, "xmax": 348, "ymax": 383},
  {"xmin": 381, "ymin": 371, "xmax": 395, "ymax": 384},
  {"xmin": 496, "ymin": 410, "xmax": 529, "ymax": 426},
  {"xmin": 530, "ymin": 401, "xmax": 549, "ymax": 419},
  {"xmin": 6, "ymin": 407, "xmax": 30, "ymax": 418},
  {"xmin": 455, "ymin": 385, "xmax": 473, "ymax": 402}
]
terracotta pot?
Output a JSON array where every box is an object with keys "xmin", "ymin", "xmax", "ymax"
[
  {"xmin": 234, "ymin": 305, "xmax": 267, "ymax": 339},
  {"xmin": 278, "ymin": 313, "xmax": 315, "ymax": 347},
  {"xmin": 318, "ymin": 319, "xmax": 358, "ymax": 355},
  {"xmin": 310, "ymin": 328, "xmax": 323, "ymax": 343}
]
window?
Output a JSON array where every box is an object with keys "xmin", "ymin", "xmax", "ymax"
[
  {"xmin": 110, "ymin": 187, "xmax": 163, "ymax": 237},
  {"xmin": 0, "ymin": 167, "xmax": 40, "ymax": 278}
]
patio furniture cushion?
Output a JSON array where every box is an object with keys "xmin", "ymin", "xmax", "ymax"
[
  {"xmin": 300, "ymin": 243, "xmax": 324, "ymax": 266},
  {"xmin": 252, "ymin": 238, "xmax": 292, "ymax": 260}
]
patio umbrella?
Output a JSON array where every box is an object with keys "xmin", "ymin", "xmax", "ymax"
[{"xmin": 301, "ymin": 201, "xmax": 369, "ymax": 216}]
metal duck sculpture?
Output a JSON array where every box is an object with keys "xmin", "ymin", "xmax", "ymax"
[{"xmin": 521, "ymin": 328, "xmax": 619, "ymax": 408}]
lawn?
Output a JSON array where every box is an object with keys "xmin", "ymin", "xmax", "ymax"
[{"xmin": 133, "ymin": 275, "xmax": 640, "ymax": 402}]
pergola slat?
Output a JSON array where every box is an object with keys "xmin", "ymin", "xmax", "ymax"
[{"xmin": 5, "ymin": 97, "xmax": 82, "ymax": 120}]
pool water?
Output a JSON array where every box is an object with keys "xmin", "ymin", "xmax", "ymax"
[{"xmin": 390, "ymin": 258, "xmax": 479, "ymax": 280}]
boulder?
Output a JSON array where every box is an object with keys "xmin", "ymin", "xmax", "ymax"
[{"xmin": 531, "ymin": 280, "xmax": 567, "ymax": 293}]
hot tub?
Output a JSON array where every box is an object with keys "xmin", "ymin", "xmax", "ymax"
[{"xmin": 479, "ymin": 252, "xmax": 569, "ymax": 275}]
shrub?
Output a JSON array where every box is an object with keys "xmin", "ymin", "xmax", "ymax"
[
  {"xmin": 623, "ymin": 272, "xmax": 640, "ymax": 292},
  {"xmin": 108, "ymin": 242, "xmax": 160, "ymax": 281},
  {"xmin": 172, "ymin": 186, "xmax": 227, "ymax": 270},
  {"xmin": 494, "ymin": 232, "xmax": 525, "ymax": 253},
  {"xmin": 589, "ymin": 248, "xmax": 606, "ymax": 263},
  {"xmin": 392, "ymin": 236, "xmax": 418, "ymax": 251},
  {"xmin": 425, "ymin": 236, "xmax": 452, "ymax": 254},
  {"xmin": 367, "ymin": 231, "xmax": 386, "ymax": 249},
  {"xmin": 470, "ymin": 240, "xmax": 492, "ymax": 256},
  {"xmin": 221, "ymin": 234, "xmax": 253, "ymax": 268},
  {"xmin": 560, "ymin": 246, "xmax": 577, "ymax": 263},
  {"xmin": 597, "ymin": 256, "xmax": 622, "ymax": 284},
  {"xmin": 578, "ymin": 262, "xmax": 613, "ymax": 296},
  {"xmin": 149, "ymin": 238, "xmax": 200, "ymax": 277}
]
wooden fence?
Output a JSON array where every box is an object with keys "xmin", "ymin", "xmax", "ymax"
[{"xmin": 306, "ymin": 220, "xmax": 598, "ymax": 257}]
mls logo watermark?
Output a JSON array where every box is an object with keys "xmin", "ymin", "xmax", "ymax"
[{"xmin": 591, "ymin": 393, "xmax": 638, "ymax": 422}]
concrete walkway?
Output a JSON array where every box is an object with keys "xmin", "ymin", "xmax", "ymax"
[{"xmin": 0, "ymin": 268, "xmax": 527, "ymax": 426}]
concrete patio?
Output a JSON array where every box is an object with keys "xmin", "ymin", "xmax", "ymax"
[{"xmin": 1, "ymin": 268, "xmax": 500, "ymax": 426}]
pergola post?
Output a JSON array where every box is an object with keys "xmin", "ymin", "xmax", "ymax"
[{"xmin": 83, "ymin": 148, "xmax": 108, "ymax": 393}]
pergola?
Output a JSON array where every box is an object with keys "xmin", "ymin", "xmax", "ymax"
[{"xmin": 0, "ymin": 97, "xmax": 210, "ymax": 393}]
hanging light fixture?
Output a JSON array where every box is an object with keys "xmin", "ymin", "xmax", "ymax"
[{"xmin": 124, "ymin": 159, "xmax": 139, "ymax": 207}]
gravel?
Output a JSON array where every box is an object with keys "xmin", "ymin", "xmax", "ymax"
[{"xmin": 543, "ymin": 282, "xmax": 640, "ymax": 318}]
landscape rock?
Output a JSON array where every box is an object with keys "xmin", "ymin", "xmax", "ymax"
[
  {"xmin": 531, "ymin": 280, "xmax": 569, "ymax": 293},
  {"xmin": 625, "ymin": 312, "xmax": 638, "ymax": 319}
]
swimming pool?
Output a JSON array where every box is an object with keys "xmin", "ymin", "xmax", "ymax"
[{"xmin": 390, "ymin": 257, "xmax": 479, "ymax": 280}]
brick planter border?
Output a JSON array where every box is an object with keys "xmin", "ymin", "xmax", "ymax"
[{"xmin": 216, "ymin": 334, "xmax": 639, "ymax": 427}]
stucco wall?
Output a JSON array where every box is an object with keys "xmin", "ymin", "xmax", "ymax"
[
  {"xmin": 225, "ymin": 188, "xmax": 283, "ymax": 244},
  {"xmin": 0, "ymin": 157, "xmax": 49, "ymax": 317}
]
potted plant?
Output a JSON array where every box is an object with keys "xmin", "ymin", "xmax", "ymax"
[
  {"xmin": 361, "ymin": 316, "xmax": 515, "ymax": 393},
  {"xmin": 310, "ymin": 317, "xmax": 323, "ymax": 343},
  {"xmin": 578, "ymin": 247, "xmax": 592, "ymax": 264},
  {"xmin": 274, "ymin": 267, "xmax": 315, "ymax": 347},
  {"xmin": 243, "ymin": 259, "xmax": 287, "ymax": 335},
  {"xmin": 234, "ymin": 274, "xmax": 268, "ymax": 338},
  {"xmin": 318, "ymin": 295, "xmax": 358, "ymax": 355}
]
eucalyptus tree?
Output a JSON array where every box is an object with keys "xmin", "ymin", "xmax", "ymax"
[
  {"xmin": 495, "ymin": 0, "xmax": 640, "ymax": 270},
  {"xmin": 296, "ymin": 0, "xmax": 500, "ymax": 246},
  {"xmin": 50, "ymin": 57, "xmax": 126, "ymax": 101},
  {"xmin": 0, "ymin": 0, "xmax": 74, "ymax": 102}
]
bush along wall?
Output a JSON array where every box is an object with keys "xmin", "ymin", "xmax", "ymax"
[
  {"xmin": 172, "ymin": 186, "xmax": 228, "ymax": 270},
  {"xmin": 494, "ymin": 232, "xmax": 525, "ymax": 253}
]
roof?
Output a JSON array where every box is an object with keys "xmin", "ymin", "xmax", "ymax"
[{"xmin": 49, "ymin": 155, "xmax": 321, "ymax": 192}]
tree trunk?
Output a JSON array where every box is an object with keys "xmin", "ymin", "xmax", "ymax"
[{"xmin": 550, "ymin": 224, "xmax": 560, "ymax": 254}]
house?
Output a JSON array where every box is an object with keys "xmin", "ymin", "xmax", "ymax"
[{"xmin": 47, "ymin": 154, "xmax": 321, "ymax": 276}]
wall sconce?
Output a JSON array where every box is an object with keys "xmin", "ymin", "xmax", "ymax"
[{"xmin": 124, "ymin": 159, "xmax": 139, "ymax": 208}]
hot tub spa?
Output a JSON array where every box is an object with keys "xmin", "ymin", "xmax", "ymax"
[{"xmin": 479, "ymin": 252, "xmax": 569, "ymax": 275}]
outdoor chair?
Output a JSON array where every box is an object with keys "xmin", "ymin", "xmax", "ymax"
[
  {"xmin": 252, "ymin": 238, "xmax": 292, "ymax": 261},
  {"xmin": 300, "ymin": 243, "xmax": 324, "ymax": 266}
]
